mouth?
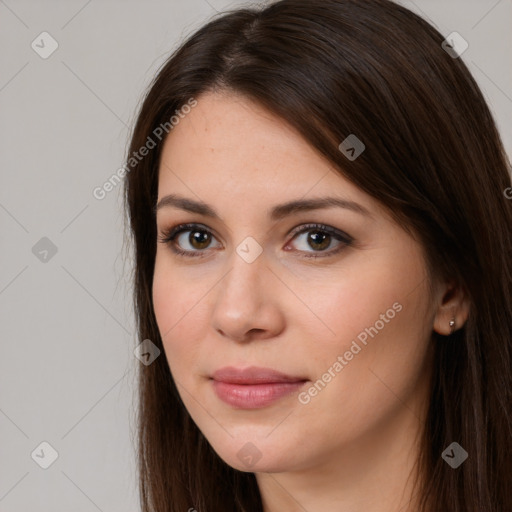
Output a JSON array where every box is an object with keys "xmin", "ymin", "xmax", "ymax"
[{"xmin": 210, "ymin": 366, "xmax": 308, "ymax": 409}]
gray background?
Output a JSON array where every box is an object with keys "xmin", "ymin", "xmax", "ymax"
[{"xmin": 1, "ymin": 0, "xmax": 511, "ymax": 510}]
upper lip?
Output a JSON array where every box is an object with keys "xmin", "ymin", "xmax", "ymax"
[{"xmin": 211, "ymin": 366, "xmax": 307, "ymax": 384}]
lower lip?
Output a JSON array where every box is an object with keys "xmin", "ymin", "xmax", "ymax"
[{"xmin": 211, "ymin": 380, "xmax": 307, "ymax": 409}]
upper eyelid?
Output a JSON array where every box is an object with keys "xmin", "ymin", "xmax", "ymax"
[{"xmin": 163, "ymin": 222, "xmax": 347, "ymax": 236}]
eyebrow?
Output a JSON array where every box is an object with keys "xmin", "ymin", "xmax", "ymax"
[{"xmin": 155, "ymin": 193, "xmax": 373, "ymax": 220}]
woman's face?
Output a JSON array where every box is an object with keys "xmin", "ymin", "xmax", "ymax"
[{"xmin": 153, "ymin": 90, "xmax": 438, "ymax": 474}]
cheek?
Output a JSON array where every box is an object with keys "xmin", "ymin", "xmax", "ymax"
[
  {"xmin": 298, "ymin": 259, "xmax": 431, "ymax": 429},
  {"xmin": 291, "ymin": 252, "xmax": 421, "ymax": 354},
  {"xmin": 152, "ymin": 251, "xmax": 211, "ymax": 330},
  {"xmin": 294, "ymin": 246, "xmax": 431, "ymax": 390},
  {"xmin": 152, "ymin": 257, "xmax": 208, "ymax": 376}
]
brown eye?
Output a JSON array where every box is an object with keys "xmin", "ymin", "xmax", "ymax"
[
  {"xmin": 186, "ymin": 229, "xmax": 211, "ymax": 250},
  {"xmin": 287, "ymin": 223, "xmax": 353, "ymax": 258},
  {"xmin": 157, "ymin": 223, "xmax": 221, "ymax": 258},
  {"xmin": 305, "ymin": 231, "xmax": 331, "ymax": 251},
  {"xmin": 158, "ymin": 222, "xmax": 353, "ymax": 260}
]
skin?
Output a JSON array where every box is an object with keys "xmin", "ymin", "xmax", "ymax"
[{"xmin": 152, "ymin": 90, "xmax": 469, "ymax": 512}]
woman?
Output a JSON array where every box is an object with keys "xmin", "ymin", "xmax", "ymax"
[{"xmin": 123, "ymin": 0, "xmax": 512, "ymax": 510}]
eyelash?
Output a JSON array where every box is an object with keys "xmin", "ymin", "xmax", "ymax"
[{"xmin": 157, "ymin": 222, "xmax": 354, "ymax": 260}]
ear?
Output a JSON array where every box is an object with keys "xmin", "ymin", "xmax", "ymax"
[{"xmin": 432, "ymin": 279, "xmax": 470, "ymax": 336}]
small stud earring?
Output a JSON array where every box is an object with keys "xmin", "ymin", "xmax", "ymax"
[{"xmin": 449, "ymin": 318, "xmax": 456, "ymax": 334}]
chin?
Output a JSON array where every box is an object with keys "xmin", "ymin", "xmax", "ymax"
[
  {"xmin": 225, "ymin": 454, "xmax": 291, "ymax": 474},
  {"xmin": 207, "ymin": 437, "xmax": 299, "ymax": 474}
]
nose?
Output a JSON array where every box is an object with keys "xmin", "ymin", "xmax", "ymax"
[{"xmin": 211, "ymin": 248, "xmax": 285, "ymax": 343}]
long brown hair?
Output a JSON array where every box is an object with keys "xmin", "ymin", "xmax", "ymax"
[{"xmin": 123, "ymin": 0, "xmax": 512, "ymax": 510}]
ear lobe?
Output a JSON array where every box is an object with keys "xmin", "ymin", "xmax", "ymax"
[{"xmin": 432, "ymin": 280, "xmax": 470, "ymax": 336}]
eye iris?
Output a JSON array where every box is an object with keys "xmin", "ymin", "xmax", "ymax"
[
  {"xmin": 190, "ymin": 230, "xmax": 210, "ymax": 249},
  {"xmin": 308, "ymin": 231, "xmax": 330, "ymax": 250}
]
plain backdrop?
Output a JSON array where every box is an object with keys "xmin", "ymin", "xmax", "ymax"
[{"xmin": 0, "ymin": 0, "xmax": 511, "ymax": 510}]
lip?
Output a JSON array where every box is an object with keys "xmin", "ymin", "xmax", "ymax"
[
  {"xmin": 212, "ymin": 366, "xmax": 307, "ymax": 384},
  {"xmin": 210, "ymin": 366, "xmax": 308, "ymax": 409}
]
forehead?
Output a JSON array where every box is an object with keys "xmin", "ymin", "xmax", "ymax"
[{"xmin": 157, "ymin": 91, "xmax": 376, "ymax": 215}]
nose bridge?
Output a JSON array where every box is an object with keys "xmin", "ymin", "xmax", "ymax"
[
  {"xmin": 211, "ymin": 239, "xmax": 276, "ymax": 339},
  {"xmin": 222, "ymin": 238, "xmax": 267, "ymax": 303}
]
